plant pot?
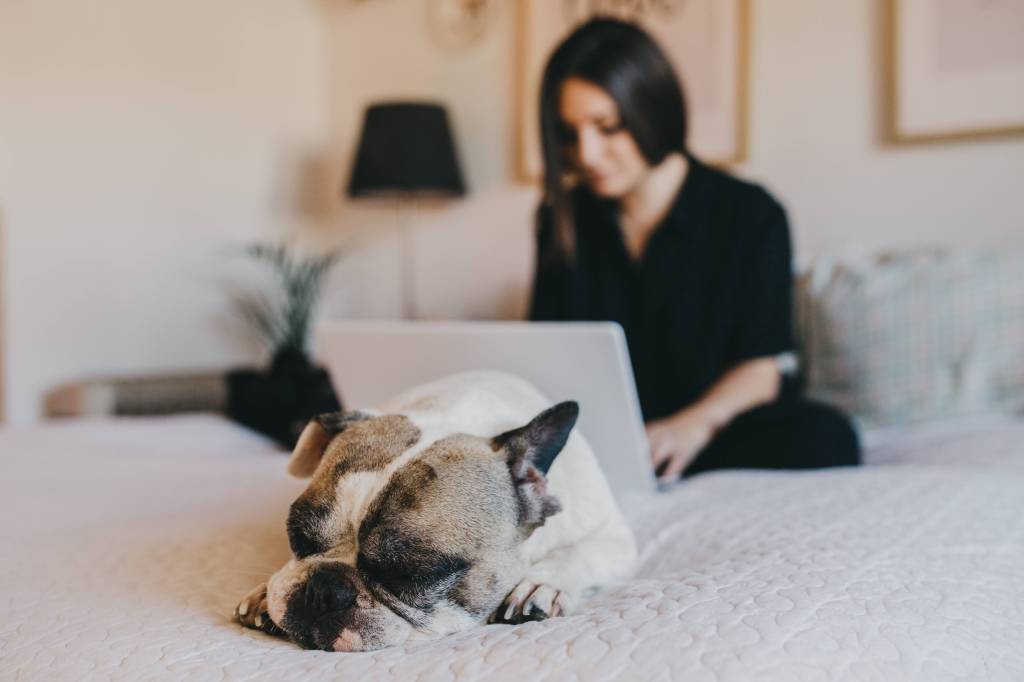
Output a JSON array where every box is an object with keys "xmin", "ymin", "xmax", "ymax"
[{"xmin": 226, "ymin": 348, "xmax": 342, "ymax": 449}]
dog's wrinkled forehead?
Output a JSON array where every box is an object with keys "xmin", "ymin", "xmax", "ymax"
[
  {"xmin": 321, "ymin": 413, "xmax": 422, "ymax": 476},
  {"xmin": 286, "ymin": 411, "xmax": 421, "ymax": 481},
  {"xmin": 363, "ymin": 433, "xmax": 520, "ymax": 539},
  {"xmin": 286, "ymin": 413, "xmax": 520, "ymax": 562}
]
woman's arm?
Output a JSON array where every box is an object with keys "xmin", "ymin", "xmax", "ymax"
[{"xmin": 646, "ymin": 357, "xmax": 781, "ymax": 482}]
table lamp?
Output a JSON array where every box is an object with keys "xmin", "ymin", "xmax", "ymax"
[{"xmin": 347, "ymin": 102, "xmax": 466, "ymax": 319}]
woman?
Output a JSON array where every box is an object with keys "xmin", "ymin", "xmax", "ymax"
[{"xmin": 529, "ymin": 18, "xmax": 860, "ymax": 482}]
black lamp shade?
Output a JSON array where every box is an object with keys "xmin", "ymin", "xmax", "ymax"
[{"xmin": 347, "ymin": 102, "xmax": 466, "ymax": 198}]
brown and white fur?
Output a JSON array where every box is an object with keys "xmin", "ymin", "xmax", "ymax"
[{"xmin": 235, "ymin": 370, "xmax": 637, "ymax": 651}]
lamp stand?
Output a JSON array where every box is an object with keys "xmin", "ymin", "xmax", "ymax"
[{"xmin": 397, "ymin": 196, "xmax": 417, "ymax": 320}]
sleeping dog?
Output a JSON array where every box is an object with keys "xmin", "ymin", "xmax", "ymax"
[{"xmin": 235, "ymin": 370, "xmax": 637, "ymax": 651}]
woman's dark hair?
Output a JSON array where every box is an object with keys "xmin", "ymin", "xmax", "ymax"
[{"xmin": 538, "ymin": 18, "xmax": 689, "ymax": 263}]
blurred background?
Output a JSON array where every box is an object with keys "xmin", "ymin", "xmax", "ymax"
[{"xmin": 1, "ymin": 0, "xmax": 1022, "ymax": 426}]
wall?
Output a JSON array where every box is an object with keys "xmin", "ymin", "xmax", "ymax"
[
  {"xmin": 741, "ymin": 0, "xmax": 1024, "ymax": 261},
  {"xmin": 0, "ymin": 0, "xmax": 331, "ymax": 423},
  {"xmin": 2, "ymin": 0, "xmax": 1023, "ymax": 423}
]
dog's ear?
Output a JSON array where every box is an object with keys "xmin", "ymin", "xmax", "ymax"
[
  {"xmin": 491, "ymin": 401, "xmax": 578, "ymax": 528},
  {"xmin": 287, "ymin": 411, "xmax": 372, "ymax": 478}
]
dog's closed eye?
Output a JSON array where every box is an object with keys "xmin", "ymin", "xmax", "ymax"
[{"xmin": 357, "ymin": 543, "xmax": 470, "ymax": 607}]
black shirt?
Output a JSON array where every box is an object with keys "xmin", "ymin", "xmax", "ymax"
[{"xmin": 529, "ymin": 157, "xmax": 795, "ymax": 421}]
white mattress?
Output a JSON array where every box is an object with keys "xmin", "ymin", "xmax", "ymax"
[{"xmin": 2, "ymin": 414, "xmax": 1023, "ymax": 681}]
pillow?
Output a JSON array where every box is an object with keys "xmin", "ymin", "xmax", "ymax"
[{"xmin": 795, "ymin": 248, "xmax": 1024, "ymax": 427}]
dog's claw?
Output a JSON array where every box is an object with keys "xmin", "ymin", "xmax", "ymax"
[
  {"xmin": 235, "ymin": 583, "xmax": 285, "ymax": 637},
  {"xmin": 236, "ymin": 584, "xmax": 268, "ymax": 629},
  {"xmin": 494, "ymin": 581, "xmax": 566, "ymax": 624}
]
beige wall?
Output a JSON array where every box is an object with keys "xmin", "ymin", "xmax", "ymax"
[
  {"xmin": 741, "ymin": 0, "xmax": 1024, "ymax": 261},
  {"xmin": 2, "ymin": 0, "xmax": 1023, "ymax": 423},
  {"xmin": 0, "ymin": 0, "xmax": 331, "ymax": 424}
]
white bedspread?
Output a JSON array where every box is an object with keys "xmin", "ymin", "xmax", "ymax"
[{"xmin": 2, "ymin": 415, "xmax": 1023, "ymax": 681}]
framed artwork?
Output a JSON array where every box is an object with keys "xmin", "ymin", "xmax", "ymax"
[
  {"xmin": 888, "ymin": 0, "xmax": 1024, "ymax": 144},
  {"xmin": 518, "ymin": 0, "xmax": 749, "ymax": 180}
]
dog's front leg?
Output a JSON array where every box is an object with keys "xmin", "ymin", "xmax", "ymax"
[
  {"xmin": 235, "ymin": 582, "xmax": 286, "ymax": 637},
  {"xmin": 493, "ymin": 524, "xmax": 636, "ymax": 624}
]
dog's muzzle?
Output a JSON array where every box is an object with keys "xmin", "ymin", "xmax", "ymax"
[{"xmin": 284, "ymin": 564, "xmax": 360, "ymax": 651}]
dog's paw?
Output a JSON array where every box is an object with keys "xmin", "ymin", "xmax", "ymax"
[
  {"xmin": 235, "ymin": 583, "xmax": 285, "ymax": 637},
  {"xmin": 491, "ymin": 581, "xmax": 573, "ymax": 625}
]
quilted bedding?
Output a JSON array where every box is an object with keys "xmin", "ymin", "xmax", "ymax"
[{"xmin": 2, "ymin": 414, "xmax": 1023, "ymax": 681}]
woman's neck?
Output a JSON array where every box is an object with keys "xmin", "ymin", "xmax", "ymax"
[{"xmin": 618, "ymin": 152, "xmax": 689, "ymax": 260}]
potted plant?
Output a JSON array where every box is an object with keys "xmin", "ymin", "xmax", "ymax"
[{"xmin": 226, "ymin": 243, "xmax": 343, "ymax": 448}]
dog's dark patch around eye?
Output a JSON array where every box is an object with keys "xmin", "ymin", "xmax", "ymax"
[
  {"xmin": 356, "ymin": 534, "xmax": 470, "ymax": 611},
  {"xmin": 287, "ymin": 498, "xmax": 332, "ymax": 559}
]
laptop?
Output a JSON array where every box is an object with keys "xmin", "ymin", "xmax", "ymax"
[{"xmin": 313, "ymin": 320, "xmax": 656, "ymax": 505}]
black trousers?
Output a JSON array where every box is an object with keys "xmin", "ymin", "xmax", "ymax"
[{"xmin": 681, "ymin": 398, "xmax": 861, "ymax": 477}]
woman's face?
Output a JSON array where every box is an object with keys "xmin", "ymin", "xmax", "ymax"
[{"xmin": 557, "ymin": 77, "xmax": 650, "ymax": 199}]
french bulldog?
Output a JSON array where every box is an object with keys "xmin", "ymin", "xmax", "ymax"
[{"xmin": 235, "ymin": 370, "xmax": 637, "ymax": 651}]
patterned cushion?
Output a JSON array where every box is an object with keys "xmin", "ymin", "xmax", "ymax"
[{"xmin": 796, "ymin": 248, "xmax": 1024, "ymax": 427}]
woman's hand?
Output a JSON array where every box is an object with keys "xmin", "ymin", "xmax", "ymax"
[
  {"xmin": 645, "ymin": 359, "xmax": 779, "ymax": 483},
  {"xmin": 646, "ymin": 407, "xmax": 717, "ymax": 483}
]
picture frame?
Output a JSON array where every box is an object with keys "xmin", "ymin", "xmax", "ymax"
[
  {"xmin": 517, "ymin": 0, "xmax": 749, "ymax": 180},
  {"xmin": 887, "ymin": 0, "xmax": 1024, "ymax": 144}
]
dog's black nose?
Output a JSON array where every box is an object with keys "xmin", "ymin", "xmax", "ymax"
[{"xmin": 305, "ymin": 564, "xmax": 358, "ymax": 614}]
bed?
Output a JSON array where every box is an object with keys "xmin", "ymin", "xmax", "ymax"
[{"xmin": 2, "ymin": 412, "xmax": 1022, "ymax": 681}]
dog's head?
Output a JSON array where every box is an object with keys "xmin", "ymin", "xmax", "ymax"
[{"xmin": 263, "ymin": 401, "xmax": 578, "ymax": 651}]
